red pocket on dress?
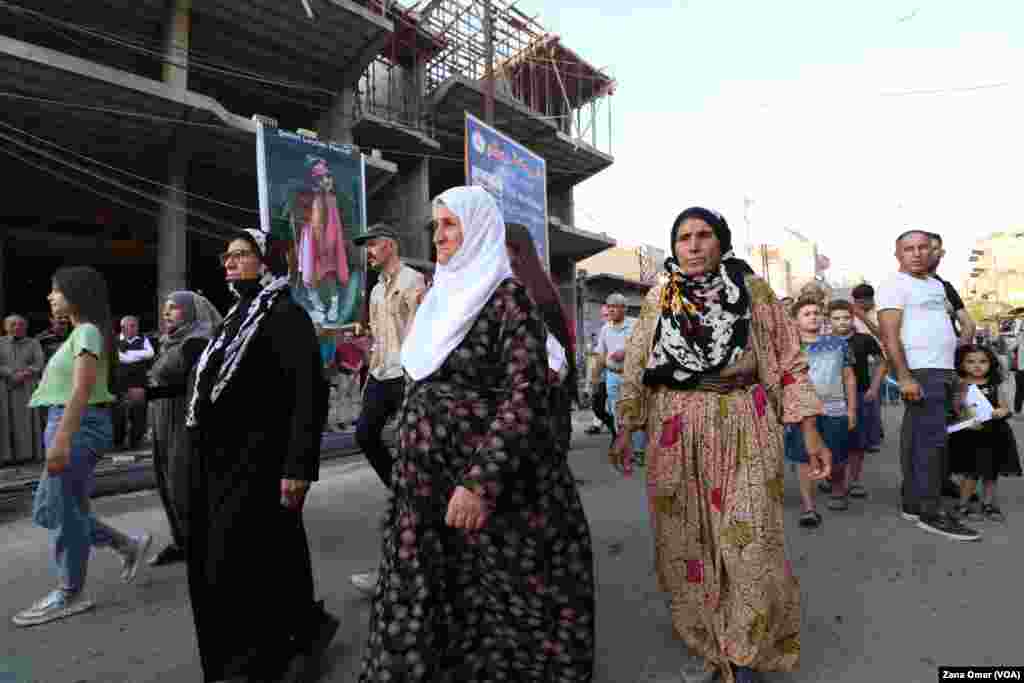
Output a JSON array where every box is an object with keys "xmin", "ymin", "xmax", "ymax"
[
  {"xmin": 752, "ymin": 384, "xmax": 767, "ymax": 418},
  {"xmin": 659, "ymin": 414, "xmax": 683, "ymax": 448},
  {"xmin": 710, "ymin": 487, "xmax": 723, "ymax": 512}
]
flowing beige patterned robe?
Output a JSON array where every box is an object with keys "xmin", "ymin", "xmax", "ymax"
[{"xmin": 616, "ymin": 275, "xmax": 821, "ymax": 683}]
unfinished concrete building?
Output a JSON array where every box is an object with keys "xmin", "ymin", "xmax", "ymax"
[{"xmin": 0, "ymin": 0, "xmax": 617, "ymax": 347}]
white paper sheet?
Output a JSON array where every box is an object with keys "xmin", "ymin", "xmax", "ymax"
[{"xmin": 947, "ymin": 384, "xmax": 995, "ymax": 434}]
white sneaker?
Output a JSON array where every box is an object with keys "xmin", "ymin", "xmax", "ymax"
[
  {"xmin": 12, "ymin": 589, "xmax": 94, "ymax": 627},
  {"xmin": 350, "ymin": 570, "xmax": 379, "ymax": 598},
  {"xmin": 120, "ymin": 533, "xmax": 152, "ymax": 583}
]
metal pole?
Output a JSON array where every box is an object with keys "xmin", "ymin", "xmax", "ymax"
[{"xmin": 484, "ymin": 0, "xmax": 495, "ymax": 125}]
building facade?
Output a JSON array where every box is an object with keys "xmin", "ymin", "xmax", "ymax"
[
  {"xmin": 0, "ymin": 0, "xmax": 616, "ymax": 336},
  {"xmin": 745, "ymin": 228, "xmax": 831, "ymax": 299},
  {"xmin": 964, "ymin": 232, "xmax": 1024, "ymax": 307}
]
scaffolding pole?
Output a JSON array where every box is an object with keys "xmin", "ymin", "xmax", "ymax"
[{"xmin": 484, "ymin": 0, "xmax": 494, "ymax": 124}]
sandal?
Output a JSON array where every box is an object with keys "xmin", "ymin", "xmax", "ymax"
[
  {"xmin": 799, "ymin": 510, "xmax": 822, "ymax": 528},
  {"xmin": 848, "ymin": 482, "xmax": 867, "ymax": 499},
  {"xmin": 982, "ymin": 503, "xmax": 1006, "ymax": 523},
  {"xmin": 827, "ymin": 495, "xmax": 849, "ymax": 511}
]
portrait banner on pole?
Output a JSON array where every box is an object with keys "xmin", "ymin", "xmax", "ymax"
[
  {"xmin": 256, "ymin": 126, "xmax": 367, "ymax": 332},
  {"xmin": 464, "ymin": 113, "xmax": 549, "ymax": 271}
]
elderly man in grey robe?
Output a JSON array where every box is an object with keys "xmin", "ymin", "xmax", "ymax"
[{"xmin": 0, "ymin": 315, "xmax": 46, "ymax": 463}]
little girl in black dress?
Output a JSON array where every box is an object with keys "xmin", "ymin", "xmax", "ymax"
[{"xmin": 949, "ymin": 345, "xmax": 1022, "ymax": 522}]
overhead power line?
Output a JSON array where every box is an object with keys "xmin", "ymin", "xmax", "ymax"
[
  {"xmin": 0, "ymin": 92, "xmax": 607, "ymax": 178},
  {"xmin": 0, "ymin": 146, "xmax": 230, "ymax": 242},
  {"xmin": 880, "ymin": 81, "xmax": 1013, "ymax": 97},
  {"xmin": 0, "ymin": 127, "xmax": 248, "ymax": 235},
  {"xmin": 0, "ymin": 118, "xmax": 258, "ymax": 215}
]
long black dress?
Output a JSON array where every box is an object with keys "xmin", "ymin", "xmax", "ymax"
[
  {"xmin": 948, "ymin": 381, "xmax": 1022, "ymax": 480},
  {"xmin": 145, "ymin": 337, "xmax": 208, "ymax": 549},
  {"xmin": 359, "ymin": 279, "xmax": 595, "ymax": 683},
  {"xmin": 537, "ymin": 299, "xmax": 577, "ymax": 458},
  {"xmin": 187, "ymin": 287, "xmax": 329, "ymax": 682}
]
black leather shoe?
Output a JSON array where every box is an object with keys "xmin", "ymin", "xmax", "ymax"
[
  {"xmin": 279, "ymin": 602, "xmax": 341, "ymax": 683},
  {"xmin": 147, "ymin": 544, "xmax": 186, "ymax": 567}
]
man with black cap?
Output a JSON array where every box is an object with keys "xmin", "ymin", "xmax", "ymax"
[{"xmin": 348, "ymin": 223, "xmax": 425, "ymax": 597}]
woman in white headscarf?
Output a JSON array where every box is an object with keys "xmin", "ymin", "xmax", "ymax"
[
  {"xmin": 125, "ymin": 292, "xmax": 222, "ymax": 566},
  {"xmin": 359, "ymin": 186, "xmax": 596, "ymax": 683}
]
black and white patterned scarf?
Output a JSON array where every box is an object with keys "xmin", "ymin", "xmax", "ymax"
[
  {"xmin": 185, "ymin": 275, "xmax": 289, "ymax": 427},
  {"xmin": 642, "ymin": 253, "xmax": 752, "ymax": 390}
]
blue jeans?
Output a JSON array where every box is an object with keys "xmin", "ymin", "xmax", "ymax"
[
  {"xmin": 605, "ymin": 371, "xmax": 647, "ymax": 452},
  {"xmin": 784, "ymin": 415, "xmax": 850, "ymax": 466},
  {"xmin": 32, "ymin": 406, "xmax": 130, "ymax": 593}
]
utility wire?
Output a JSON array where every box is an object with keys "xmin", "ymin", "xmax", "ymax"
[
  {"xmin": 0, "ymin": 128, "xmax": 248, "ymax": 234},
  {"xmin": 0, "ymin": 146, "xmax": 229, "ymax": 242},
  {"xmin": 880, "ymin": 81, "xmax": 1013, "ymax": 97},
  {"xmin": 0, "ymin": 118, "xmax": 258, "ymax": 215},
  {"xmin": 0, "ymin": 1, "xmax": 337, "ymax": 97},
  {"xmin": 4, "ymin": 1, "xmax": 614, "ymax": 93},
  {"xmin": 0, "ymin": 91, "xmax": 608, "ymax": 178}
]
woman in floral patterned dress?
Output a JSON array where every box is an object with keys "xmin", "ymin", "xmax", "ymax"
[
  {"xmin": 610, "ymin": 207, "xmax": 832, "ymax": 683},
  {"xmin": 359, "ymin": 186, "xmax": 595, "ymax": 683}
]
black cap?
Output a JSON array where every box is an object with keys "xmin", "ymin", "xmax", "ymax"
[
  {"xmin": 851, "ymin": 283, "xmax": 875, "ymax": 299},
  {"xmin": 353, "ymin": 223, "xmax": 400, "ymax": 246}
]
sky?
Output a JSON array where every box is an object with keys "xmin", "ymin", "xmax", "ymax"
[{"xmin": 514, "ymin": 0, "xmax": 1023, "ymax": 289}]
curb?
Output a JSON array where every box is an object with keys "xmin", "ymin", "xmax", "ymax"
[
  {"xmin": 0, "ymin": 410, "xmax": 603, "ymax": 515},
  {"xmin": 0, "ymin": 429, "xmax": 395, "ymax": 515}
]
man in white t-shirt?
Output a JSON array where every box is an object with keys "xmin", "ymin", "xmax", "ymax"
[
  {"xmin": 590, "ymin": 293, "xmax": 647, "ymax": 463},
  {"xmin": 877, "ymin": 229, "xmax": 979, "ymax": 542}
]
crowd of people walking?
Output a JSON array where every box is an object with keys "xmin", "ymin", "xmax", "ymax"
[{"xmin": 5, "ymin": 190, "xmax": 1021, "ymax": 683}]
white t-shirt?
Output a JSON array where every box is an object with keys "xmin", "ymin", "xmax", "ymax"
[
  {"xmin": 594, "ymin": 319, "xmax": 635, "ymax": 373},
  {"xmin": 877, "ymin": 272, "xmax": 957, "ymax": 370},
  {"xmin": 546, "ymin": 333, "xmax": 569, "ymax": 383}
]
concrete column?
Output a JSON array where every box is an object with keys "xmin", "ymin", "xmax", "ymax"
[
  {"xmin": 318, "ymin": 87, "xmax": 356, "ymax": 145},
  {"xmin": 157, "ymin": 142, "xmax": 189, "ymax": 310},
  {"xmin": 370, "ymin": 158, "xmax": 431, "ymax": 262},
  {"xmin": 549, "ymin": 186, "xmax": 575, "ymax": 227},
  {"xmin": 162, "ymin": 0, "xmax": 191, "ymax": 91},
  {"xmin": 156, "ymin": 0, "xmax": 191, "ymax": 318},
  {"xmin": 0, "ymin": 235, "xmax": 6, "ymax": 317},
  {"xmin": 403, "ymin": 158, "xmax": 431, "ymax": 261}
]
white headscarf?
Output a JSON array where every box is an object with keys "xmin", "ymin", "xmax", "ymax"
[{"xmin": 401, "ymin": 186, "xmax": 515, "ymax": 381}]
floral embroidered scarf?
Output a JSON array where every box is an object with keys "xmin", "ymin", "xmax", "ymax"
[{"xmin": 643, "ymin": 253, "xmax": 752, "ymax": 390}]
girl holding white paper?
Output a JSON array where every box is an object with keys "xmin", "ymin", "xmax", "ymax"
[{"xmin": 948, "ymin": 345, "xmax": 1022, "ymax": 522}]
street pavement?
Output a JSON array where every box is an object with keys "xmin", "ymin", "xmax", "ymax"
[{"xmin": 1, "ymin": 405, "xmax": 1022, "ymax": 683}]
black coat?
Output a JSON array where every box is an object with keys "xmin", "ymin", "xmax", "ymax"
[{"xmin": 186, "ymin": 292, "xmax": 329, "ymax": 682}]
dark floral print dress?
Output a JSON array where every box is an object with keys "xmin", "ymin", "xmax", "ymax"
[{"xmin": 359, "ymin": 279, "xmax": 595, "ymax": 683}]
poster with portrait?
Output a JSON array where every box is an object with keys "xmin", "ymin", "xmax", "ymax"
[
  {"xmin": 256, "ymin": 126, "xmax": 367, "ymax": 331},
  {"xmin": 464, "ymin": 113, "xmax": 549, "ymax": 271}
]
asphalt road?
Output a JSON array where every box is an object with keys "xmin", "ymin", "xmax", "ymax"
[{"xmin": 1, "ymin": 406, "xmax": 1022, "ymax": 683}]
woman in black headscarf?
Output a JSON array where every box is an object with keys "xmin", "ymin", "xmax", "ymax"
[
  {"xmin": 505, "ymin": 223, "xmax": 578, "ymax": 456},
  {"xmin": 609, "ymin": 208, "xmax": 832, "ymax": 683},
  {"xmin": 185, "ymin": 229, "xmax": 336, "ymax": 683},
  {"xmin": 125, "ymin": 292, "xmax": 222, "ymax": 566}
]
